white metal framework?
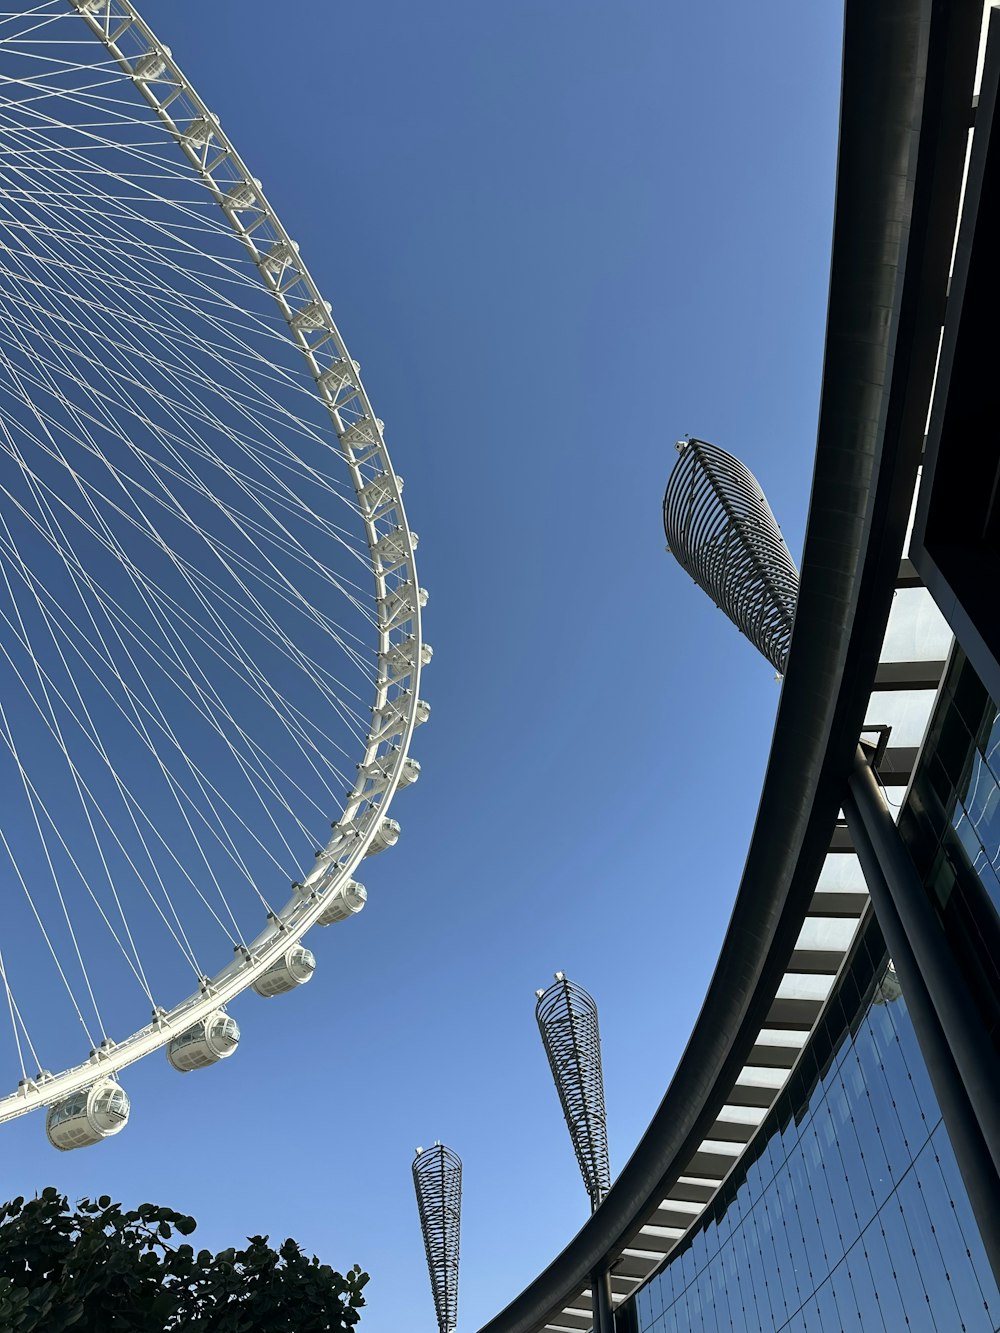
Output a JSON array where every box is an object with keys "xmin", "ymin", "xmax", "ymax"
[{"xmin": 0, "ymin": 0, "xmax": 427, "ymax": 1134}]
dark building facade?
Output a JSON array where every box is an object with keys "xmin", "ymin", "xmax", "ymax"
[
  {"xmin": 473, "ymin": 3, "xmax": 1000, "ymax": 1332},
  {"xmin": 623, "ymin": 922, "xmax": 999, "ymax": 1333}
]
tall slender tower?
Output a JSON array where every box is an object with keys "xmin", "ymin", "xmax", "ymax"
[
  {"xmin": 412, "ymin": 1143, "xmax": 462, "ymax": 1333},
  {"xmin": 535, "ymin": 972, "xmax": 611, "ymax": 1212},
  {"xmin": 663, "ymin": 438, "xmax": 800, "ymax": 672}
]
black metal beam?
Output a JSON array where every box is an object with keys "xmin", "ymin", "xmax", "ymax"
[
  {"xmin": 589, "ymin": 1269, "xmax": 613, "ymax": 1333},
  {"xmin": 844, "ymin": 748, "xmax": 1000, "ymax": 1276},
  {"xmin": 872, "ymin": 659, "xmax": 946, "ymax": 688},
  {"xmin": 896, "ymin": 556, "xmax": 923, "ymax": 587},
  {"xmin": 910, "ymin": 9, "xmax": 1000, "ymax": 704}
]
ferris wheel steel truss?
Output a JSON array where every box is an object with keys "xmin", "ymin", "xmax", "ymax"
[{"xmin": 0, "ymin": 0, "xmax": 427, "ymax": 1125}]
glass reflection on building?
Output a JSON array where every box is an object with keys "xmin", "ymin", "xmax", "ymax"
[
  {"xmin": 619, "ymin": 918, "xmax": 1000, "ymax": 1333},
  {"xmin": 901, "ymin": 649, "xmax": 1000, "ymax": 1052}
]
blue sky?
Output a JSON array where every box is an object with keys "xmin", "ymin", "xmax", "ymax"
[{"xmin": 0, "ymin": 2, "xmax": 843, "ymax": 1330}]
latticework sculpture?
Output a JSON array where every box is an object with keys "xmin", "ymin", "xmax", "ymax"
[
  {"xmin": 413, "ymin": 1143, "xmax": 462, "ymax": 1333},
  {"xmin": 663, "ymin": 439, "xmax": 800, "ymax": 672},
  {"xmin": 535, "ymin": 973, "xmax": 611, "ymax": 1211}
]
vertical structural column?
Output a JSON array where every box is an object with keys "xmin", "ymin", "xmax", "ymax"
[
  {"xmin": 845, "ymin": 748, "xmax": 1000, "ymax": 1276},
  {"xmin": 662, "ymin": 438, "xmax": 1000, "ymax": 1279},
  {"xmin": 590, "ymin": 1266, "xmax": 614, "ymax": 1333}
]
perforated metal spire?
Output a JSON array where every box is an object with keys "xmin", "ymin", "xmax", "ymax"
[
  {"xmin": 535, "ymin": 973, "xmax": 610, "ymax": 1211},
  {"xmin": 663, "ymin": 438, "xmax": 800, "ymax": 672},
  {"xmin": 412, "ymin": 1143, "xmax": 462, "ymax": 1333}
]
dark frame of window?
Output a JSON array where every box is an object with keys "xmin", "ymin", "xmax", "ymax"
[{"xmin": 911, "ymin": 9, "xmax": 1000, "ymax": 704}]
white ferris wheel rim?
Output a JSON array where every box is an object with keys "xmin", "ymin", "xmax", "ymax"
[{"xmin": 0, "ymin": 0, "xmax": 425, "ymax": 1124}]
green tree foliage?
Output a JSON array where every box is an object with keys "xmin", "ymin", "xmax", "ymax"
[{"xmin": 0, "ymin": 1189, "xmax": 368, "ymax": 1332}]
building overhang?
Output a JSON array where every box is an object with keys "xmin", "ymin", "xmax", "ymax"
[
  {"xmin": 473, "ymin": 3, "xmax": 985, "ymax": 1331},
  {"xmin": 910, "ymin": 6, "xmax": 1000, "ymax": 704}
]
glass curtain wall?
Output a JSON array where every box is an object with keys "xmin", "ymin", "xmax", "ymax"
[
  {"xmin": 901, "ymin": 648, "xmax": 1000, "ymax": 1051},
  {"xmin": 617, "ymin": 917, "xmax": 1000, "ymax": 1333}
]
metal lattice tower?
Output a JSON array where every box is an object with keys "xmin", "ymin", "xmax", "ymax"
[
  {"xmin": 413, "ymin": 1143, "xmax": 462, "ymax": 1333},
  {"xmin": 535, "ymin": 973, "xmax": 611, "ymax": 1212},
  {"xmin": 663, "ymin": 439, "xmax": 800, "ymax": 673}
]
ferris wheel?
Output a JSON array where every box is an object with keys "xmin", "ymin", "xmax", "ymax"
[{"xmin": 0, "ymin": 0, "xmax": 427, "ymax": 1148}]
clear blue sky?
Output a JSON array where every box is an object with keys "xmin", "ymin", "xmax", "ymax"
[{"xmin": 0, "ymin": 3, "xmax": 843, "ymax": 1330}]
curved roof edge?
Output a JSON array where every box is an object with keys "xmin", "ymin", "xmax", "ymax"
[{"xmin": 474, "ymin": 1, "xmax": 982, "ymax": 1329}]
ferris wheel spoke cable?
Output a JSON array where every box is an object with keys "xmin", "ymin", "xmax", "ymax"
[
  {"xmin": 0, "ymin": 7, "xmax": 62, "ymax": 38},
  {"xmin": 0, "ymin": 474, "xmax": 365, "ymax": 858},
  {"xmin": 11, "ymin": 316, "xmax": 350, "ymax": 484},
  {"xmin": 0, "ymin": 232, "xmax": 350, "ymax": 446},
  {"xmin": 0, "ymin": 383, "xmax": 376, "ymax": 748},
  {"xmin": 0, "ymin": 149, "xmax": 312, "ymax": 361},
  {"xmin": 0, "ymin": 370, "xmax": 380, "ymax": 691},
  {"xmin": 0, "ymin": 558, "xmax": 247, "ymax": 972},
  {"xmin": 0, "ymin": 716, "xmax": 158, "ymax": 1008},
  {"xmin": 0, "ymin": 942, "xmax": 42, "ymax": 1083},
  {"xmin": 0, "ymin": 512, "xmax": 248, "ymax": 966},
  {"xmin": 0, "ymin": 824, "xmax": 89, "ymax": 1066},
  {"xmin": 0, "ymin": 190, "xmax": 384, "ymax": 647},
  {"xmin": 0, "ymin": 698, "xmax": 104, "ymax": 1046},
  {"xmin": 0, "ymin": 461, "xmax": 357, "ymax": 970},
  {"xmin": 0, "ymin": 280, "xmax": 370, "ymax": 527},
  {"xmin": 0, "ymin": 180, "xmax": 375, "ymax": 567},
  {"xmin": 0, "ymin": 636, "xmax": 227, "ymax": 980},
  {"xmin": 0, "ymin": 567, "xmax": 303, "ymax": 930},
  {"xmin": 0, "ymin": 57, "xmax": 249, "ymax": 1013},
  {"xmin": 0, "ymin": 139, "xmax": 394, "ymax": 485},
  {"xmin": 0, "ymin": 537, "xmax": 158, "ymax": 1002},
  {"xmin": 0, "ymin": 141, "xmax": 351, "ymax": 426},
  {"xmin": 0, "ymin": 0, "xmax": 427, "ymax": 1139},
  {"xmin": 0, "ymin": 476, "xmax": 365, "ymax": 807},
  {"xmin": 0, "ymin": 338, "xmax": 370, "ymax": 563},
  {"xmin": 0, "ymin": 465, "xmax": 314, "ymax": 935},
  {"xmin": 0, "ymin": 409, "xmax": 378, "ymax": 690},
  {"xmin": 0, "ymin": 397, "xmax": 376, "ymax": 638},
  {"xmin": 0, "ymin": 307, "xmax": 371, "ymax": 785}
]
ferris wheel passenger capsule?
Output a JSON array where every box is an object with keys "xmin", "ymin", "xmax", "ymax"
[
  {"xmin": 224, "ymin": 178, "xmax": 262, "ymax": 211},
  {"xmin": 379, "ymin": 582, "xmax": 428, "ymax": 630},
  {"xmin": 132, "ymin": 48, "xmax": 170, "ymax": 81},
  {"xmin": 315, "ymin": 879, "xmax": 367, "ymax": 927},
  {"xmin": 365, "ymin": 817, "xmax": 400, "ymax": 856},
  {"xmin": 318, "ymin": 359, "xmax": 360, "ymax": 397},
  {"xmin": 373, "ymin": 527, "xmax": 418, "ymax": 570},
  {"xmin": 166, "ymin": 1010, "xmax": 240, "ymax": 1072},
  {"xmin": 259, "ymin": 238, "xmax": 300, "ymax": 273},
  {"xmin": 0, "ymin": 0, "xmax": 425, "ymax": 1133},
  {"xmin": 289, "ymin": 299, "xmax": 332, "ymax": 333},
  {"xmin": 251, "ymin": 945, "xmax": 316, "ymax": 998},
  {"xmin": 359, "ymin": 473, "xmax": 402, "ymax": 517},
  {"xmin": 182, "ymin": 114, "xmax": 219, "ymax": 147},
  {"xmin": 339, "ymin": 417, "xmax": 384, "ymax": 449},
  {"xmin": 356, "ymin": 754, "xmax": 420, "ymax": 797},
  {"xmin": 383, "ymin": 636, "xmax": 432, "ymax": 681},
  {"xmin": 45, "ymin": 1079, "xmax": 130, "ymax": 1152}
]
